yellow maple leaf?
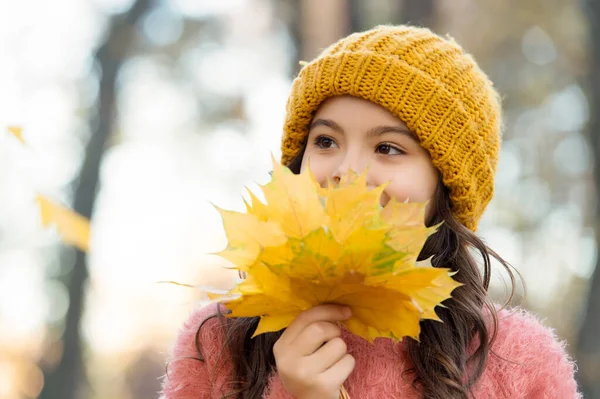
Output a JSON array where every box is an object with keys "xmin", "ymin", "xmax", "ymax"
[
  {"xmin": 7, "ymin": 126, "xmax": 25, "ymax": 144},
  {"xmin": 258, "ymin": 156, "xmax": 327, "ymax": 239},
  {"xmin": 36, "ymin": 196, "xmax": 91, "ymax": 252},
  {"xmin": 215, "ymin": 206, "xmax": 287, "ymax": 270},
  {"xmin": 244, "ymin": 188, "xmax": 269, "ymax": 221},
  {"xmin": 213, "ymin": 160, "xmax": 462, "ymax": 342},
  {"xmin": 6, "ymin": 127, "xmax": 92, "ymax": 252}
]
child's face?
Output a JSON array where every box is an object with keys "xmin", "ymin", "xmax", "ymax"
[{"xmin": 301, "ymin": 95, "xmax": 439, "ymax": 216}]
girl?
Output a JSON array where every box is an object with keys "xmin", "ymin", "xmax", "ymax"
[{"xmin": 159, "ymin": 25, "xmax": 580, "ymax": 399}]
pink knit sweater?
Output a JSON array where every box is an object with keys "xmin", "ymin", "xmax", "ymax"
[{"xmin": 159, "ymin": 303, "xmax": 580, "ymax": 398}]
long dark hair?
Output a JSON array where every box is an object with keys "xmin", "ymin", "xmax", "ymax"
[{"xmin": 189, "ymin": 145, "xmax": 517, "ymax": 399}]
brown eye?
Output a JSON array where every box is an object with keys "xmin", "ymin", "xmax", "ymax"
[
  {"xmin": 376, "ymin": 143, "xmax": 403, "ymax": 155},
  {"xmin": 315, "ymin": 136, "xmax": 338, "ymax": 149}
]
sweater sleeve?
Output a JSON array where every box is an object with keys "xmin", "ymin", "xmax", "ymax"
[
  {"xmin": 159, "ymin": 303, "xmax": 235, "ymax": 399},
  {"xmin": 490, "ymin": 308, "xmax": 581, "ymax": 399}
]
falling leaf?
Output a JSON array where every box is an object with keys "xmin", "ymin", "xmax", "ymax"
[
  {"xmin": 36, "ymin": 196, "xmax": 91, "ymax": 252},
  {"xmin": 212, "ymin": 159, "xmax": 462, "ymax": 342},
  {"xmin": 6, "ymin": 127, "xmax": 92, "ymax": 251},
  {"xmin": 7, "ymin": 126, "xmax": 25, "ymax": 144}
]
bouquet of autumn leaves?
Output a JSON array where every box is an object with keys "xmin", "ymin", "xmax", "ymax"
[{"xmin": 211, "ymin": 159, "xmax": 462, "ymax": 343}]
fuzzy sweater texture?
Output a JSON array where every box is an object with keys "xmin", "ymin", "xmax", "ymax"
[{"xmin": 159, "ymin": 303, "xmax": 580, "ymax": 399}]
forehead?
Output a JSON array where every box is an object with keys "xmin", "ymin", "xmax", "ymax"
[
  {"xmin": 312, "ymin": 95, "xmax": 411, "ymax": 132},
  {"xmin": 313, "ymin": 95, "xmax": 408, "ymax": 128}
]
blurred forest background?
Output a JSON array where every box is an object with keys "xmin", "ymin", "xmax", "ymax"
[{"xmin": 1, "ymin": 0, "xmax": 599, "ymax": 398}]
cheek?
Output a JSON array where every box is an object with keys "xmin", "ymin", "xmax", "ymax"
[
  {"xmin": 381, "ymin": 164, "xmax": 439, "ymax": 205},
  {"xmin": 384, "ymin": 180, "xmax": 435, "ymax": 204},
  {"xmin": 383, "ymin": 179, "xmax": 438, "ymax": 225},
  {"xmin": 301, "ymin": 153, "xmax": 331, "ymax": 184},
  {"xmin": 381, "ymin": 164, "xmax": 439, "ymax": 223},
  {"xmin": 300, "ymin": 150, "xmax": 313, "ymax": 173}
]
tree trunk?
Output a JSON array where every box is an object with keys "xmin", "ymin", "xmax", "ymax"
[
  {"xmin": 577, "ymin": 1, "xmax": 600, "ymax": 396},
  {"xmin": 348, "ymin": 0, "xmax": 364, "ymax": 33},
  {"xmin": 400, "ymin": 0, "xmax": 436, "ymax": 29},
  {"xmin": 299, "ymin": 0, "xmax": 350, "ymax": 61},
  {"xmin": 277, "ymin": 0, "xmax": 304, "ymax": 74},
  {"xmin": 38, "ymin": 1, "xmax": 151, "ymax": 398}
]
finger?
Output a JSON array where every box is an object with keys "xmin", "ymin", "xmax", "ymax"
[
  {"xmin": 294, "ymin": 321, "xmax": 341, "ymax": 356},
  {"xmin": 306, "ymin": 337, "xmax": 348, "ymax": 372},
  {"xmin": 281, "ymin": 304, "xmax": 351, "ymax": 344},
  {"xmin": 318, "ymin": 353, "xmax": 355, "ymax": 389}
]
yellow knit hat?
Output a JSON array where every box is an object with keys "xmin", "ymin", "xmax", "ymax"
[{"xmin": 281, "ymin": 25, "xmax": 502, "ymax": 231}]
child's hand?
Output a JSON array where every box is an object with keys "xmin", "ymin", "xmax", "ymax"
[{"xmin": 273, "ymin": 304, "xmax": 355, "ymax": 399}]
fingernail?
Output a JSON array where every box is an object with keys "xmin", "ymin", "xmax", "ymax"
[{"xmin": 344, "ymin": 307, "xmax": 352, "ymax": 317}]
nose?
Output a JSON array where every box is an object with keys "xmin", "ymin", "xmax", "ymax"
[{"xmin": 331, "ymin": 150, "xmax": 371, "ymax": 185}]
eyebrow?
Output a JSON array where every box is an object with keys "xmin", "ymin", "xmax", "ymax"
[{"xmin": 309, "ymin": 118, "xmax": 419, "ymax": 142}]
